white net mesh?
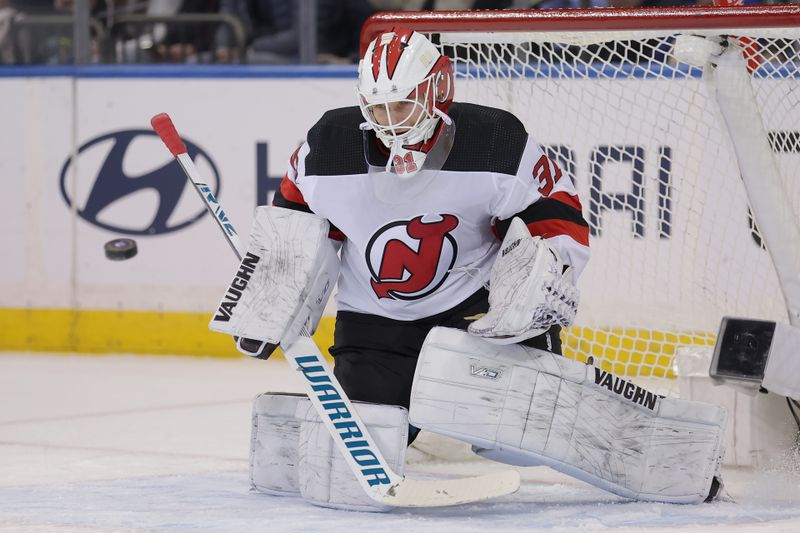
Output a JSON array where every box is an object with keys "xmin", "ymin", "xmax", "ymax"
[{"xmin": 429, "ymin": 26, "xmax": 800, "ymax": 393}]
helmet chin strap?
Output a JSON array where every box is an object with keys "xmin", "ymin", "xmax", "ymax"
[
  {"xmin": 386, "ymin": 141, "xmax": 400, "ymax": 173},
  {"xmin": 432, "ymin": 107, "xmax": 453, "ymax": 126}
]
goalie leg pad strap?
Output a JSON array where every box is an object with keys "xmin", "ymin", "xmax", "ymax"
[
  {"xmin": 409, "ymin": 327, "xmax": 727, "ymax": 503},
  {"xmin": 250, "ymin": 392, "xmax": 305, "ymax": 496},
  {"xmin": 297, "ymin": 400, "xmax": 408, "ymax": 512}
]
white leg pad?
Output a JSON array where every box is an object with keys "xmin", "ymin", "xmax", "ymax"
[
  {"xmin": 249, "ymin": 392, "xmax": 304, "ymax": 496},
  {"xmin": 296, "ymin": 399, "xmax": 408, "ymax": 512},
  {"xmin": 409, "ymin": 327, "xmax": 727, "ymax": 504}
]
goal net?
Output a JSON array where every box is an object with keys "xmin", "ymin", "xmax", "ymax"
[{"xmin": 362, "ymin": 6, "xmax": 800, "ymax": 395}]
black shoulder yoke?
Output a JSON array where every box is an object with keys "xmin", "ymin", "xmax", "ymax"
[
  {"xmin": 304, "ymin": 106, "xmax": 368, "ymax": 176},
  {"xmin": 303, "ymin": 103, "xmax": 528, "ymax": 177},
  {"xmin": 442, "ymin": 103, "xmax": 528, "ymax": 175}
]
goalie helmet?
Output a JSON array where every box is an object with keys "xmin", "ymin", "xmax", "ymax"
[{"xmin": 357, "ymin": 28, "xmax": 454, "ymax": 177}]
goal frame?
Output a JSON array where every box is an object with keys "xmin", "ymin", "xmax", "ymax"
[
  {"xmin": 361, "ymin": 6, "xmax": 800, "ymax": 54},
  {"xmin": 359, "ymin": 5, "xmax": 800, "ymax": 382}
]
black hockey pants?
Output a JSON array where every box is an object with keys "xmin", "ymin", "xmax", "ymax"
[{"xmin": 329, "ymin": 288, "xmax": 562, "ymax": 411}]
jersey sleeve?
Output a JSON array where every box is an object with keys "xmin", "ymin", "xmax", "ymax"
[
  {"xmin": 491, "ymin": 136, "xmax": 590, "ymax": 281},
  {"xmin": 272, "ymin": 142, "xmax": 346, "ymax": 241}
]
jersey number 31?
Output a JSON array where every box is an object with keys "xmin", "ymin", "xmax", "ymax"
[
  {"xmin": 534, "ymin": 154, "xmax": 562, "ymax": 197},
  {"xmin": 393, "ymin": 153, "xmax": 418, "ymax": 175}
]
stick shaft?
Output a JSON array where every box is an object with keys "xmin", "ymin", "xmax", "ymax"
[
  {"xmin": 150, "ymin": 112, "xmax": 245, "ymax": 260},
  {"xmin": 176, "ymin": 154, "xmax": 245, "ymax": 260}
]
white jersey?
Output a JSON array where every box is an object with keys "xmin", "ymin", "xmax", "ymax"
[{"xmin": 275, "ymin": 103, "xmax": 589, "ymax": 322}]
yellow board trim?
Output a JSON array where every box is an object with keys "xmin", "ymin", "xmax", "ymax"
[
  {"xmin": 0, "ymin": 308, "xmax": 336, "ymax": 361},
  {"xmin": 1, "ymin": 308, "xmax": 716, "ymax": 378}
]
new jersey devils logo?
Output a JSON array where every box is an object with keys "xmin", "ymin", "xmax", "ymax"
[{"xmin": 366, "ymin": 214, "xmax": 459, "ymax": 300}]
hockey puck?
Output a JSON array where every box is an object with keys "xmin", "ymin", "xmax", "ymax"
[{"xmin": 104, "ymin": 238, "xmax": 138, "ymax": 261}]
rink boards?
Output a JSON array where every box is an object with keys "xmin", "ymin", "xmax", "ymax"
[
  {"xmin": 0, "ymin": 66, "xmax": 792, "ymax": 372},
  {"xmin": 1, "ymin": 67, "xmax": 359, "ymax": 357}
]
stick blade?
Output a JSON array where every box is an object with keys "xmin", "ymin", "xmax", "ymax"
[{"xmin": 381, "ymin": 469, "xmax": 520, "ymax": 508}]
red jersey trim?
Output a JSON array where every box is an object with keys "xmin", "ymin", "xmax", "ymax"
[
  {"xmin": 550, "ymin": 191, "xmax": 583, "ymax": 212},
  {"xmin": 527, "ymin": 220, "xmax": 590, "ymax": 247},
  {"xmin": 279, "ymin": 176, "xmax": 307, "ymax": 205}
]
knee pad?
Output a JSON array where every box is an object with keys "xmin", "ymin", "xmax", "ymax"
[{"xmin": 296, "ymin": 399, "xmax": 408, "ymax": 512}]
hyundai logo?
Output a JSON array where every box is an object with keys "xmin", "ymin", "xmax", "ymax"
[{"xmin": 59, "ymin": 129, "xmax": 221, "ymax": 236}]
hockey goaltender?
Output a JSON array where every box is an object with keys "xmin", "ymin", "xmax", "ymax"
[{"xmin": 208, "ymin": 28, "xmax": 726, "ymax": 511}]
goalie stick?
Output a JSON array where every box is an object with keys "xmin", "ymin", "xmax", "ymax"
[{"xmin": 149, "ymin": 113, "xmax": 520, "ymax": 508}]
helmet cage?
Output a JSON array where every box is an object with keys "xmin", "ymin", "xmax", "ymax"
[{"xmin": 359, "ymin": 73, "xmax": 441, "ymax": 146}]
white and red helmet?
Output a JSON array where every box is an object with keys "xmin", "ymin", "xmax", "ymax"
[{"xmin": 357, "ymin": 28, "xmax": 454, "ymax": 176}]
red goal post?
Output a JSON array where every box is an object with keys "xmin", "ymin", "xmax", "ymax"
[{"xmin": 358, "ymin": 7, "xmax": 800, "ymax": 394}]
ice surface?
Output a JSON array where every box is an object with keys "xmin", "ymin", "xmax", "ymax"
[{"xmin": 1, "ymin": 353, "xmax": 799, "ymax": 533}]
